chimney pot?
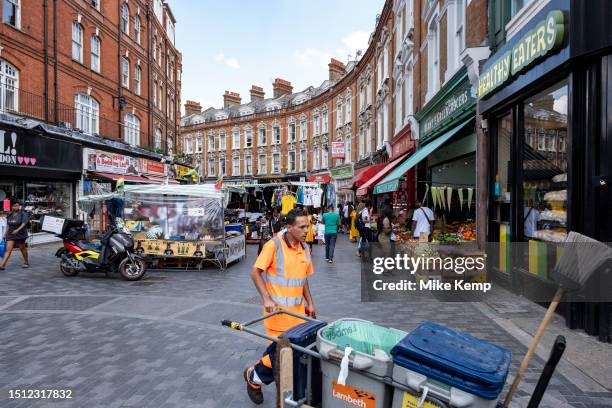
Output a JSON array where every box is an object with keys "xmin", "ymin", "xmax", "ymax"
[
  {"xmin": 250, "ymin": 85, "xmax": 265, "ymax": 102},
  {"xmin": 184, "ymin": 100, "xmax": 202, "ymax": 116},
  {"xmin": 272, "ymin": 78, "xmax": 293, "ymax": 98}
]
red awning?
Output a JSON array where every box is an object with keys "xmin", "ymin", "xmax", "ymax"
[
  {"xmin": 352, "ymin": 163, "xmax": 386, "ymax": 188},
  {"xmin": 356, "ymin": 152, "xmax": 411, "ymax": 196},
  {"xmin": 143, "ymin": 175, "xmax": 180, "ymax": 184},
  {"xmin": 91, "ymin": 171, "xmax": 150, "ymax": 184},
  {"xmin": 308, "ymin": 174, "xmax": 331, "ymax": 183}
]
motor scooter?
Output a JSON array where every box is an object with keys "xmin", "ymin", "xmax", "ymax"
[{"xmin": 55, "ymin": 219, "xmax": 146, "ymax": 281}]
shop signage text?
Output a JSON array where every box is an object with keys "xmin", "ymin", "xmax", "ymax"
[
  {"xmin": 0, "ymin": 127, "xmax": 81, "ymax": 172},
  {"xmin": 331, "ymin": 165, "xmax": 354, "ymax": 179},
  {"xmin": 478, "ymin": 10, "xmax": 565, "ymax": 99},
  {"xmin": 86, "ymin": 148, "xmax": 142, "ymax": 175},
  {"xmin": 143, "ymin": 160, "xmax": 165, "ymax": 176},
  {"xmin": 331, "ymin": 142, "xmax": 345, "ymax": 158},
  {"xmin": 421, "ymin": 80, "xmax": 474, "ymax": 142}
]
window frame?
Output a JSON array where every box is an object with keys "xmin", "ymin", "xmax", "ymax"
[
  {"xmin": 155, "ymin": 128, "xmax": 162, "ymax": 150},
  {"xmin": 134, "ymin": 14, "xmax": 141, "ymax": 44},
  {"xmin": 0, "ymin": 59, "xmax": 19, "ymax": 113},
  {"xmin": 134, "ymin": 64, "xmax": 141, "ymax": 95},
  {"xmin": 273, "ymin": 153, "xmax": 280, "ymax": 173},
  {"xmin": 121, "ymin": 3, "xmax": 129, "ymax": 34},
  {"xmin": 72, "ymin": 22, "xmax": 84, "ymax": 63},
  {"xmin": 258, "ymin": 154, "xmax": 267, "ymax": 175},
  {"xmin": 3, "ymin": 0, "xmax": 21, "ymax": 29},
  {"xmin": 74, "ymin": 93, "xmax": 99, "ymax": 135},
  {"xmin": 123, "ymin": 112, "xmax": 140, "ymax": 146},
  {"xmin": 121, "ymin": 57, "xmax": 130, "ymax": 88},
  {"xmin": 90, "ymin": 35, "xmax": 101, "ymax": 73}
]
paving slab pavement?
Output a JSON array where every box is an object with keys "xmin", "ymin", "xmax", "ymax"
[{"xmin": 0, "ymin": 236, "xmax": 610, "ymax": 407}]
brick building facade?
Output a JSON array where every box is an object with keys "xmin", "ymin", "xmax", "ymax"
[
  {"xmin": 180, "ymin": 1, "xmax": 396, "ymax": 183},
  {"xmin": 0, "ymin": 0, "xmax": 181, "ymax": 152}
]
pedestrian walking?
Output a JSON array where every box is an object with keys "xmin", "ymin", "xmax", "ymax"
[
  {"xmin": 322, "ymin": 205, "xmax": 341, "ymax": 263},
  {"xmin": 349, "ymin": 204, "xmax": 359, "ymax": 242},
  {"xmin": 377, "ymin": 206, "xmax": 395, "ymax": 257},
  {"xmin": 244, "ymin": 209, "xmax": 316, "ymax": 405},
  {"xmin": 412, "ymin": 200, "xmax": 435, "ymax": 241},
  {"xmin": 0, "ymin": 201, "xmax": 30, "ymax": 270}
]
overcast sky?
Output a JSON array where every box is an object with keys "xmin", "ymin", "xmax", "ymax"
[{"xmin": 172, "ymin": 0, "xmax": 386, "ymax": 113}]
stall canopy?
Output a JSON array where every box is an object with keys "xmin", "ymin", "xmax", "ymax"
[
  {"xmin": 123, "ymin": 184, "xmax": 244, "ymax": 199},
  {"xmin": 356, "ymin": 151, "xmax": 411, "ymax": 196},
  {"xmin": 374, "ymin": 118, "xmax": 472, "ymax": 194},
  {"xmin": 352, "ymin": 163, "xmax": 386, "ymax": 188},
  {"xmin": 143, "ymin": 175, "xmax": 180, "ymax": 184},
  {"xmin": 92, "ymin": 171, "xmax": 150, "ymax": 184}
]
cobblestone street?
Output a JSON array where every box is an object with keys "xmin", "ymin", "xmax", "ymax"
[{"xmin": 1, "ymin": 236, "xmax": 611, "ymax": 408}]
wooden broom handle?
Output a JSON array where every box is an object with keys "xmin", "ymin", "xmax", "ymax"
[{"xmin": 503, "ymin": 287, "xmax": 564, "ymax": 407}]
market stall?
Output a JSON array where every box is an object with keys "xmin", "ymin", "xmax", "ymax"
[{"xmin": 121, "ymin": 184, "xmax": 245, "ymax": 270}]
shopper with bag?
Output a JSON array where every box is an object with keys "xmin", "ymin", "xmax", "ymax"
[
  {"xmin": 0, "ymin": 201, "xmax": 30, "ymax": 270},
  {"xmin": 411, "ymin": 200, "xmax": 435, "ymax": 241}
]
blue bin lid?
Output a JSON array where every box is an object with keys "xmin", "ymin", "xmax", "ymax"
[
  {"xmin": 391, "ymin": 322, "xmax": 511, "ymax": 400},
  {"xmin": 281, "ymin": 321, "xmax": 327, "ymax": 344}
]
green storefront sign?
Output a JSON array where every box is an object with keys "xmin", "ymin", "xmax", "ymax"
[
  {"xmin": 331, "ymin": 165, "xmax": 353, "ymax": 179},
  {"xmin": 418, "ymin": 69, "xmax": 476, "ymax": 144},
  {"xmin": 478, "ymin": 10, "xmax": 565, "ymax": 99}
]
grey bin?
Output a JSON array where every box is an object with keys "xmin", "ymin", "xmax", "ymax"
[{"xmin": 316, "ymin": 318, "xmax": 407, "ymax": 408}]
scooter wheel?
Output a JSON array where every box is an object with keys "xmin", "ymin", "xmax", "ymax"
[
  {"xmin": 60, "ymin": 258, "xmax": 79, "ymax": 277},
  {"xmin": 118, "ymin": 257, "xmax": 146, "ymax": 281}
]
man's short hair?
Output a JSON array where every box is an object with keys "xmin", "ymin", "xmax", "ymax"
[{"xmin": 285, "ymin": 208, "xmax": 306, "ymax": 225}]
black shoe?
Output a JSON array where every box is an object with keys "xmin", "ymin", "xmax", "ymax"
[{"xmin": 244, "ymin": 368, "xmax": 263, "ymax": 405}]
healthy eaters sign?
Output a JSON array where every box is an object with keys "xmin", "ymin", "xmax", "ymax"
[{"xmin": 478, "ymin": 10, "xmax": 565, "ymax": 99}]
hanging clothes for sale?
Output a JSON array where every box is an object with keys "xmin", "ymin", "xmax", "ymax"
[
  {"xmin": 296, "ymin": 186, "xmax": 305, "ymax": 205},
  {"xmin": 325, "ymin": 184, "xmax": 336, "ymax": 210},
  {"xmin": 281, "ymin": 192, "xmax": 297, "ymax": 215},
  {"xmin": 312, "ymin": 186, "xmax": 323, "ymax": 208}
]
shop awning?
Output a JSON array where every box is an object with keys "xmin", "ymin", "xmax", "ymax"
[
  {"xmin": 374, "ymin": 119, "xmax": 473, "ymax": 194},
  {"xmin": 352, "ymin": 163, "xmax": 386, "ymax": 188},
  {"xmin": 143, "ymin": 175, "xmax": 180, "ymax": 184},
  {"xmin": 356, "ymin": 152, "xmax": 411, "ymax": 196},
  {"xmin": 308, "ymin": 174, "xmax": 331, "ymax": 183},
  {"xmin": 91, "ymin": 171, "xmax": 151, "ymax": 184}
]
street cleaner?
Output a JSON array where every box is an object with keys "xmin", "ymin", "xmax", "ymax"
[{"xmin": 244, "ymin": 208, "xmax": 316, "ymax": 405}]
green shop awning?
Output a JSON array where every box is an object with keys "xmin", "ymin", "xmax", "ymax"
[{"xmin": 373, "ymin": 118, "xmax": 473, "ymax": 194}]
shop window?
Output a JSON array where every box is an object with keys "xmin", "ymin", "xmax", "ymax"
[
  {"xmin": 121, "ymin": 3, "xmax": 129, "ymax": 34},
  {"xmin": 522, "ymin": 80, "xmax": 568, "ymax": 242},
  {"xmin": 72, "ymin": 22, "xmax": 83, "ymax": 63},
  {"xmin": 124, "ymin": 113, "xmax": 140, "ymax": 146},
  {"xmin": 492, "ymin": 111, "xmax": 513, "ymax": 249},
  {"xmin": 3, "ymin": 0, "xmax": 20, "ymax": 28},
  {"xmin": 75, "ymin": 93, "xmax": 99, "ymax": 135},
  {"xmin": 0, "ymin": 59, "xmax": 18, "ymax": 113},
  {"xmin": 26, "ymin": 182, "xmax": 72, "ymax": 233}
]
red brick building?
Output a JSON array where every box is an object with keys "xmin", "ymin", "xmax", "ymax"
[{"xmin": 0, "ymin": 0, "xmax": 181, "ymax": 152}]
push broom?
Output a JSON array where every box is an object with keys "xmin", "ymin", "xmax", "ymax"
[{"xmin": 503, "ymin": 231, "xmax": 612, "ymax": 407}]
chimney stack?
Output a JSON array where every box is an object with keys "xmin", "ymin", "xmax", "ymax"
[
  {"xmin": 250, "ymin": 85, "xmax": 265, "ymax": 102},
  {"xmin": 184, "ymin": 100, "xmax": 202, "ymax": 116},
  {"xmin": 223, "ymin": 91, "xmax": 242, "ymax": 108},
  {"xmin": 272, "ymin": 78, "xmax": 293, "ymax": 98},
  {"xmin": 328, "ymin": 58, "xmax": 346, "ymax": 81}
]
